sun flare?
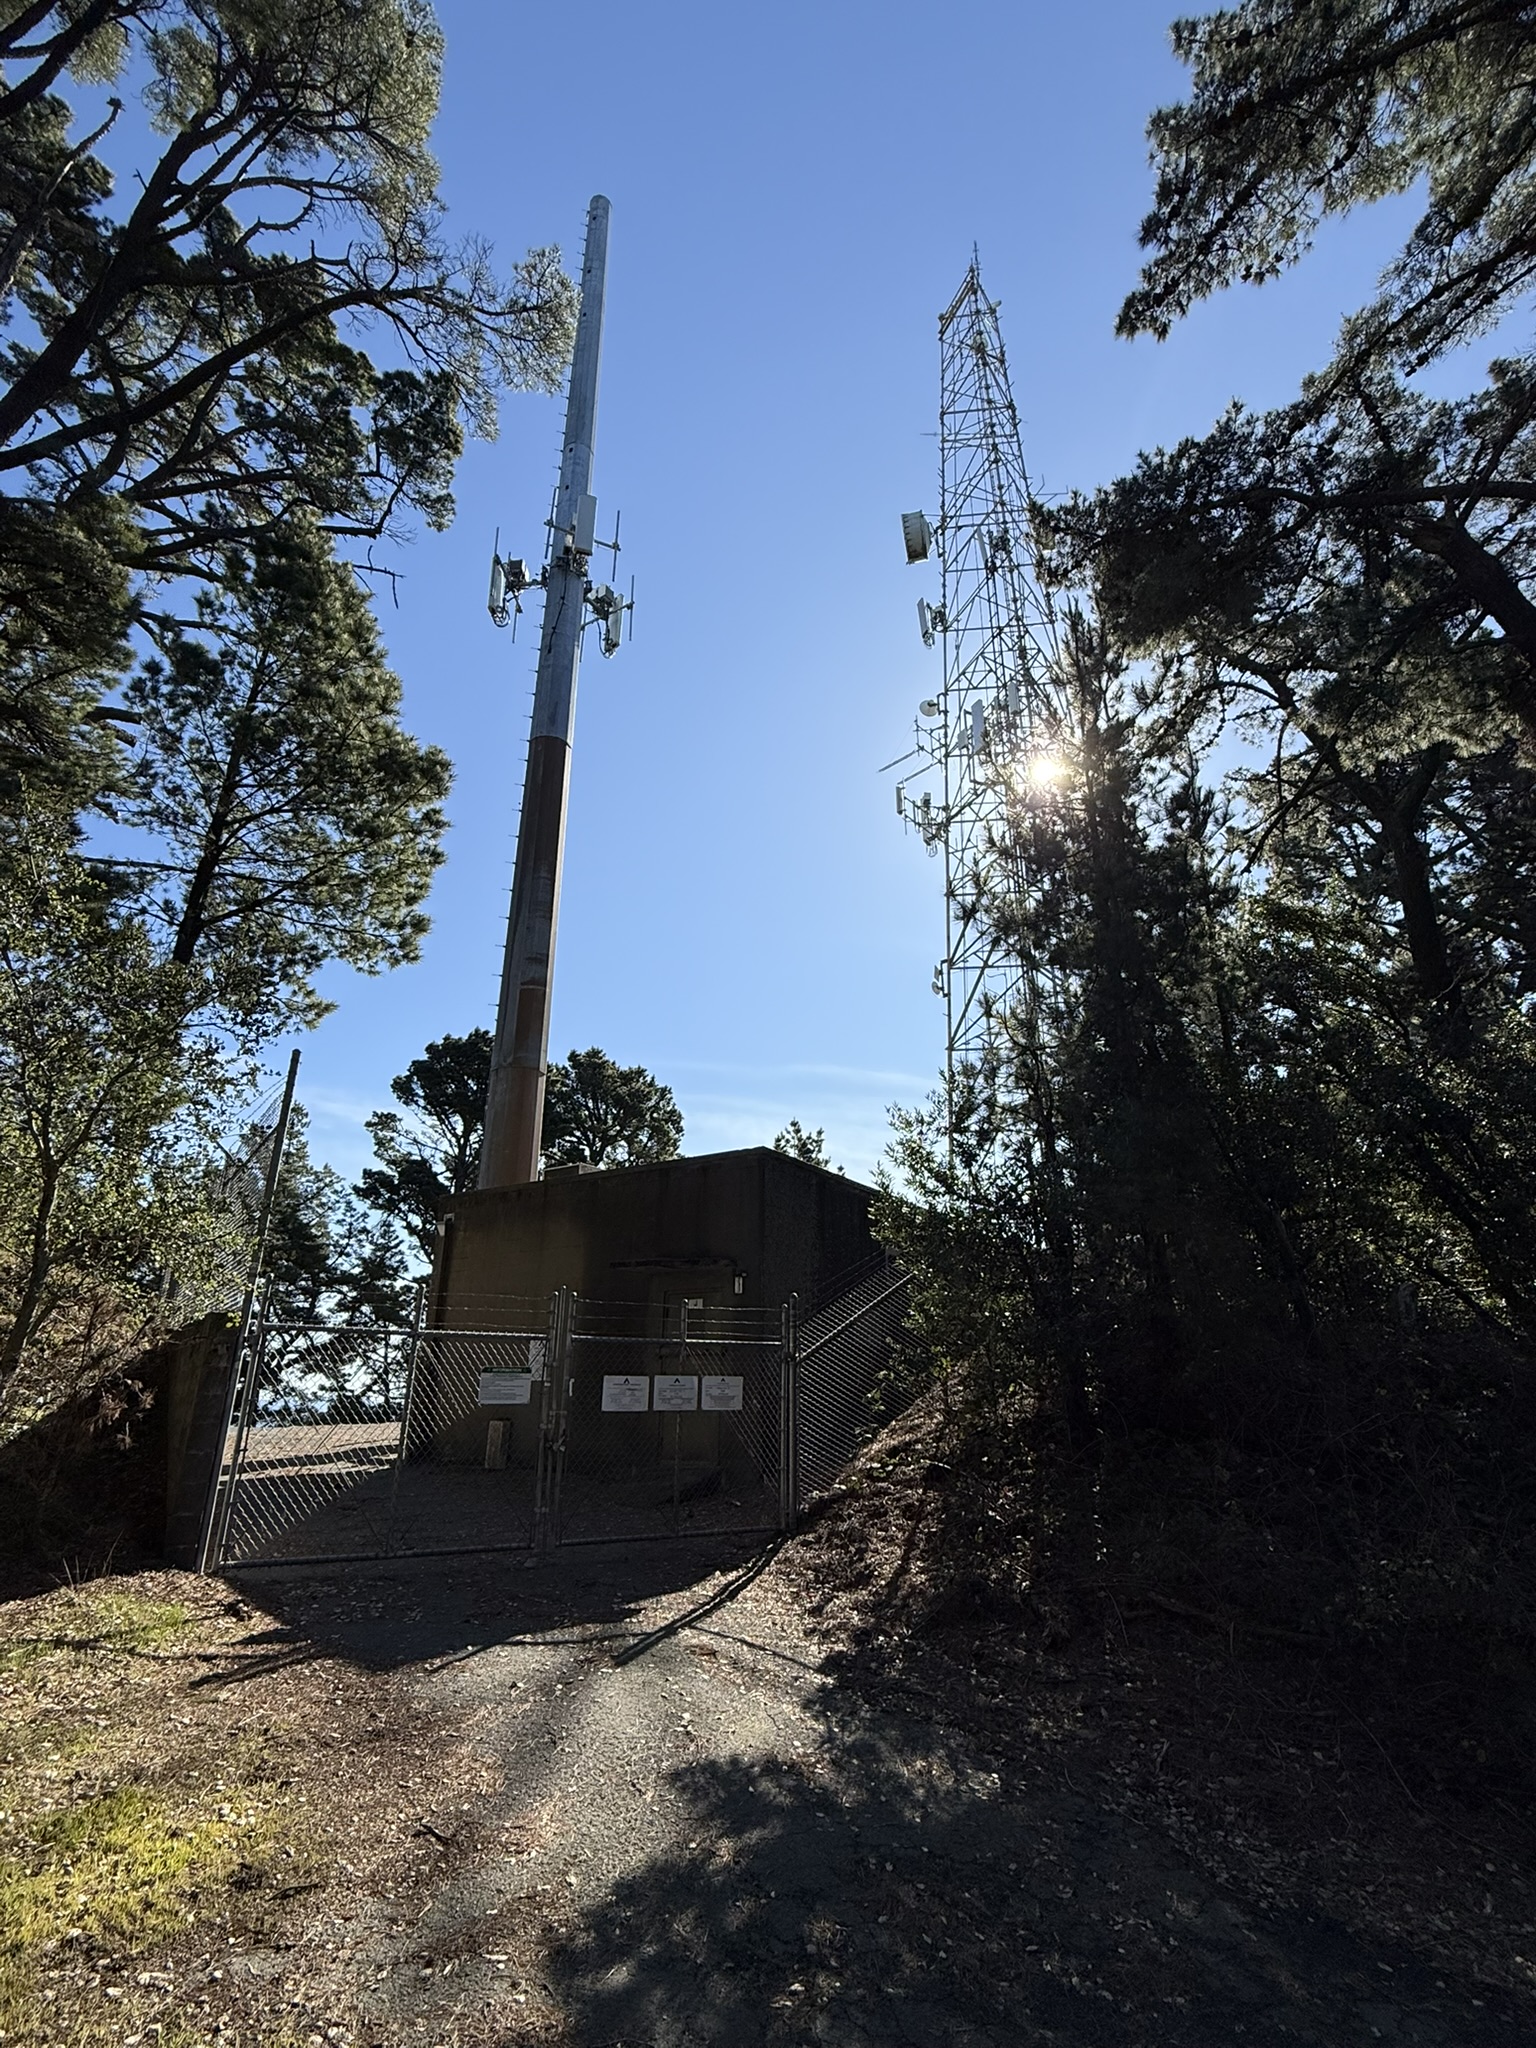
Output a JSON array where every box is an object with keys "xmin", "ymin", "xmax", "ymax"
[{"xmin": 1015, "ymin": 751, "xmax": 1068, "ymax": 793}]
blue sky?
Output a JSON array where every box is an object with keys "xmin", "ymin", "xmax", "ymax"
[{"xmin": 284, "ymin": 0, "xmax": 1430, "ymax": 1185}]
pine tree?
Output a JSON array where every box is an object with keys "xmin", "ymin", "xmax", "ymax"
[
  {"xmin": 357, "ymin": 1030, "xmax": 491, "ymax": 1262},
  {"xmin": 541, "ymin": 1050, "xmax": 683, "ymax": 1170},
  {"xmin": 117, "ymin": 522, "xmax": 450, "ymax": 1033},
  {"xmin": 773, "ymin": 1120, "xmax": 832, "ymax": 1168},
  {"xmin": 1120, "ymin": 0, "xmax": 1536, "ymax": 371},
  {"xmin": 0, "ymin": 0, "xmax": 574, "ymax": 812}
]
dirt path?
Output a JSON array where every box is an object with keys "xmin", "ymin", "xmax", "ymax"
[
  {"xmin": 232, "ymin": 1536, "xmax": 1530, "ymax": 2048},
  {"xmin": 3, "ymin": 1536, "xmax": 1529, "ymax": 2045}
]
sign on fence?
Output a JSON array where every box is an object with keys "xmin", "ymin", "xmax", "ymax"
[
  {"xmin": 653, "ymin": 1374, "xmax": 698, "ymax": 1411},
  {"xmin": 701, "ymin": 1375, "xmax": 743, "ymax": 1411},
  {"xmin": 477, "ymin": 1371, "xmax": 532, "ymax": 1406},
  {"xmin": 601, "ymin": 1374, "xmax": 650, "ymax": 1411}
]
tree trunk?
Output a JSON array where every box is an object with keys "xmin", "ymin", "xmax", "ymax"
[
  {"xmin": 1377, "ymin": 793, "xmax": 1465, "ymax": 1037},
  {"xmin": 170, "ymin": 674, "xmax": 260, "ymax": 967},
  {"xmin": 0, "ymin": 117, "xmax": 207, "ymax": 456},
  {"xmin": 1288, "ymin": 715, "xmax": 1463, "ymax": 1035},
  {"xmin": 0, "ymin": 0, "xmax": 120, "ymax": 127},
  {"xmin": 1409, "ymin": 515, "xmax": 1536, "ymax": 749},
  {"xmin": 1263, "ymin": 1201, "xmax": 1324, "ymax": 1359},
  {"xmin": 0, "ymin": 1163, "xmax": 59, "ymax": 1405}
]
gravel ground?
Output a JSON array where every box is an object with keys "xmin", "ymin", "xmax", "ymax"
[
  {"xmin": 233, "ymin": 1535, "xmax": 1533, "ymax": 2048},
  {"xmin": 4, "ymin": 1523, "xmax": 1531, "ymax": 2046}
]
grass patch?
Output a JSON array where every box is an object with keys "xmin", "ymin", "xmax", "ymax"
[
  {"xmin": 0, "ymin": 1581, "xmax": 314, "ymax": 2043},
  {"xmin": 74, "ymin": 1590, "xmax": 190, "ymax": 1653},
  {"xmin": 0, "ymin": 1636, "xmax": 51, "ymax": 1676},
  {"xmin": 12, "ymin": 1782, "xmax": 244, "ymax": 1942},
  {"xmin": 0, "ymin": 1781, "xmax": 281, "ymax": 2036},
  {"xmin": 0, "ymin": 1588, "xmax": 189, "ymax": 1674}
]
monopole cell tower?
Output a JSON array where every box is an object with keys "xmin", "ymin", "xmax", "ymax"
[
  {"xmin": 895, "ymin": 259, "xmax": 1068, "ymax": 1122},
  {"xmin": 479, "ymin": 195, "xmax": 632, "ymax": 1190}
]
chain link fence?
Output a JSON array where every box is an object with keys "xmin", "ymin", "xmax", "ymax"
[
  {"xmin": 213, "ymin": 1308, "xmax": 550, "ymax": 1565},
  {"xmin": 551, "ymin": 1302, "xmax": 787, "ymax": 1545},
  {"xmin": 791, "ymin": 1258, "xmax": 923, "ymax": 1509},
  {"xmin": 164, "ymin": 1075, "xmax": 292, "ymax": 1323},
  {"xmin": 207, "ymin": 1271, "xmax": 927, "ymax": 1567}
]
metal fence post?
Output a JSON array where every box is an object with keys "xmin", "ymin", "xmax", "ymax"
[
  {"xmin": 780, "ymin": 1293, "xmax": 799, "ymax": 1533},
  {"xmin": 386, "ymin": 1282, "xmax": 427, "ymax": 1552},
  {"xmin": 672, "ymin": 1297, "xmax": 690, "ymax": 1531},
  {"xmin": 556, "ymin": 1287, "xmax": 576, "ymax": 1548},
  {"xmin": 203, "ymin": 1275, "xmax": 273, "ymax": 1570},
  {"xmin": 396, "ymin": 1282, "xmax": 427, "ymax": 1461},
  {"xmin": 533, "ymin": 1290, "xmax": 555, "ymax": 1552},
  {"xmin": 193, "ymin": 1051, "xmax": 301, "ymax": 1572},
  {"xmin": 535, "ymin": 1288, "xmax": 572, "ymax": 1553}
]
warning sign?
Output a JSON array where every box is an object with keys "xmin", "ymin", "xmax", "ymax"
[
  {"xmin": 700, "ymin": 1375, "xmax": 743, "ymax": 1411},
  {"xmin": 600, "ymin": 1375, "xmax": 650, "ymax": 1412},
  {"xmin": 477, "ymin": 1371, "xmax": 532, "ymax": 1406},
  {"xmin": 652, "ymin": 1374, "xmax": 699, "ymax": 1412}
]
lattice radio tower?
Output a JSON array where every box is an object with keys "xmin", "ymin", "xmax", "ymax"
[{"xmin": 895, "ymin": 258, "xmax": 1069, "ymax": 1125}]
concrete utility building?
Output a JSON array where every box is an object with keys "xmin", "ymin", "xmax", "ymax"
[{"xmin": 430, "ymin": 1146, "xmax": 877, "ymax": 1327}]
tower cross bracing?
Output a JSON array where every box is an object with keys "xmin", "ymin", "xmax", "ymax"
[{"xmin": 898, "ymin": 260, "xmax": 1067, "ymax": 1116}]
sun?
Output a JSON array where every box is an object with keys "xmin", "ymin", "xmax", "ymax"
[{"xmin": 1014, "ymin": 751, "xmax": 1068, "ymax": 793}]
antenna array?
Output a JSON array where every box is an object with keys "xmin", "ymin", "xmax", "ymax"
[{"xmin": 896, "ymin": 260, "xmax": 1068, "ymax": 1123}]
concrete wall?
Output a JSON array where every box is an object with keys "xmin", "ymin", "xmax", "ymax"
[
  {"xmin": 161, "ymin": 1318, "xmax": 238, "ymax": 1569},
  {"xmin": 430, "ymin": 1147, "xmax": 876, "ymax": 1330},
  {"xmin": 422, "ymin": 1149, "xmax": 876, "ymax": 1468}
]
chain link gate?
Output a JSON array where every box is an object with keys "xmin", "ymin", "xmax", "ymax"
[
  {"xmin": 208, "ymin": 1292, "xmax": 796, "ymax": 1566},
  {"xmin": 546, "ymin": 1300, "xmax": 789, "ymax": 1545},
  {"xmin": 209, "ymin": 1300, "xmax": 557, "ymax": 1566},
  {"xmin": 205, "ymin": 1270, "xmax": 923, "ymax": 1568}
]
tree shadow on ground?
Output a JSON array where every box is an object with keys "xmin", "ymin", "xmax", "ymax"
[
  {"xmin": 196, "ymin": 1525, "xmax": 1534, "ymax": 2047},
  {"xmin": 219, "ymin": 1533, "xmax": 776, "ymax": 1672},
  {"xmin": 548, "ymin": 1720, "xmax": 1530, "ymax": 2048}
]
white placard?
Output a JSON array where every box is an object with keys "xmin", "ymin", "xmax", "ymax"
[
  {"xmin": 652, "ymin": 1374, "xmax": 699, "ymax": 1412},
  {"xmin": 527, "ymin": 1337, "xmax": 547, "ymax": 1380},
  {"xmin": 477, "ymin": 1371, "xmax": 532, "ymax": 1407},
  {"xmin": 601, "ymin": 1374, "xmax": 650, "ymax": 1412},
  {"xmin": 700, "ymin": 1375, "xmax": 744, "ymax": 1412}
]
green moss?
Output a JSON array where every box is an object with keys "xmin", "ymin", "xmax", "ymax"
[{"xmin": 0, "ymin": 1783, "xmax": 275, "ymax": 2035}]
